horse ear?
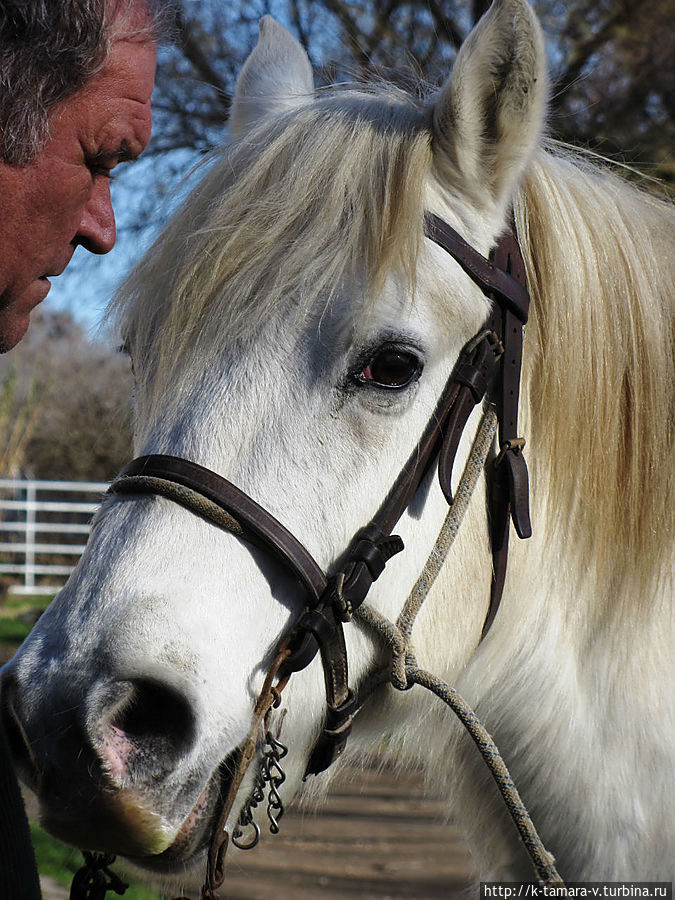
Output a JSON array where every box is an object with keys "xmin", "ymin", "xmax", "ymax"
[
  {"xmin": 432, "ymin": 0, "xmax": 547, "ymax": 215},
  {"xmin": 230, "ymin": 16, "xmax": 314, "ymax": 139}
]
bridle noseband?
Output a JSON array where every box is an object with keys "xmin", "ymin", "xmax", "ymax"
[{"xmin": 105, "ymin": 211, "xmax": 535, "ymax": 893}]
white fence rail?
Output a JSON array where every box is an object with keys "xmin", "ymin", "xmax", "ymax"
[{"xmin": 0, "ymin": 478, "xmax": 108, "ymax": 595}]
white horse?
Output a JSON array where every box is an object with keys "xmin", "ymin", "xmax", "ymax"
[{"xmin": 2, "ymin": 0, "xmax": 674, "ymax": 892}]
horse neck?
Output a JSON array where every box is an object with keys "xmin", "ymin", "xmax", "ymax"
[
  {"xmin": 416, "ymin": 144, "xmax": 675, "ymax": 701},
  {"xmin": 348, "ymin": 159, "xmax": 675, "ymax": 874}
]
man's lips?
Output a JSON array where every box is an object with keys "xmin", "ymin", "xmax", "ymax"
[
  {"xmin": 25, "ymin": 278, "xmax": 51, "ymax": 306},
  {"xmin": 40, "ymin": 258, "xmax": 70, "ymax": 280},
  {"xmin": 35, "ymin": 268, "xmax": 65, "ymax": 298},
  {"xmin": 40, "ymin": 269, "xmax": 64, "ymax": 282}
]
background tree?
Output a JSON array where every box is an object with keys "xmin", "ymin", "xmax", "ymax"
[
  {"xmin": 152, "ymin": 0, "xmax": 673, "ymax": 182},
  {"xmin": 0, "ymin": 311, "xmax": 133, "ymax": 481},
  {"xmin": 0, "ymin": 369, "xmax": 43, "ymax": 477}
]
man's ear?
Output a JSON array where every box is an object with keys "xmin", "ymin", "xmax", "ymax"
[
  {"xmin": 432, "ymin": 0, "xmax": 547, "ymax": 216},
  {"xmin": 229, "ymin": 16, "xmax": 314, "ymax": 139}
]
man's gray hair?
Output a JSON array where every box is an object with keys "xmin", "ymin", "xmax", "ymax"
[{"xmin": 0, "ymin": 0, "xmax": 176, "ymax": 166}]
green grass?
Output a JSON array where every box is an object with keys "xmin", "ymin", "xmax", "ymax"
[
  {"xmin": 0, "ymin": 592, "xmax": 51, "ymax": 648},
  {"xmin": 0, "ymin": 591, "xmax": 53, "ymax": 612},
  {"xmin": 1, "ymin": 591, "xmax": 50, "ymax": 609},
  {"xmin": 31, "ymin": 824, "xmax": 162, "ymax": 898},
  {"xmin": 0, "ymin": 615, "xmax": 34, "ymax": 642}
]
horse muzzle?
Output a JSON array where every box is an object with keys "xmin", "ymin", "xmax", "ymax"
[{"xmin": 0, "ymin": 666, "xmax": 222, "ymax": 864}]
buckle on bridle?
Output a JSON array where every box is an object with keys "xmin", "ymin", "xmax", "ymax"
[
  {"xmin": 329, "ymin": 572, "xmax": 353, "ymax": 623},
  {"xmin": 464, "ymin": 328, "xmax": 503, "ymax": 358},
  {"xmin": 495, "ymin": 437, "xmax": 526, "ymax": 467}
]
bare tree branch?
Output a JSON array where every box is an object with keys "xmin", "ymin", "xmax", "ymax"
[{"xmin": 175, "ymin": 9, "xmax": 232, "ymax": 117}]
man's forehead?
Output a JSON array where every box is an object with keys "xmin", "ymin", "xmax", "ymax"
[
  {"xmin": 60, "ymin": 34, "xmax": 156, "ymax": 160},
  {"xmin": 84, "ymin": 29, "xmax": 157, "ymax": 118}
]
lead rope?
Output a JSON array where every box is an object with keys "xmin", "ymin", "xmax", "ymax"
[{"xmin": 355, "ymin": 408, "xmax": 564, "ymax": 887}]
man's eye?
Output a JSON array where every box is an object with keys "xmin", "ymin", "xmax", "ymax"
[
  {"xmin": 90, "ymin": 165, "xmax": 116, "ymax": 181},
  {"xmin": 85, "ymin": 154, "xmax": 116, "ymax": 180},
  {"xmin": 357, "ymin": 347, "xmax": 422, "ymax": 389}
]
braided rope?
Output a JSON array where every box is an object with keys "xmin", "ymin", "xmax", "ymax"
[
  {"xmin": 355, "ymin": 408, "xmax": 565, "ymax": 886},
  {"xmin": 356, "ymin": 409, "xmax": 497, "ymax": 690},
  {"xmin": 397, "ymin": 409, "xmax": 497, "ymax": 639},
  {"xmin": 407, "ymin": 665, "xmax": 563, "ymax": 885},
  {"xmin": 111, "ymin": 476, "xmax": 245, "ymax": 537}
]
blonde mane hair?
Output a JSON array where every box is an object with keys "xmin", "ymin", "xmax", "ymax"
[
  {"xmin": 516, "ymin": 146, "xmax": 675, "ymax": 601},
  {"xmin": 111, "ymin": 87, "xmax": 432, "ymax": 397},
  {"xmin": 112, "ymin": 87, "xmax": 674, "ymax": 600}
]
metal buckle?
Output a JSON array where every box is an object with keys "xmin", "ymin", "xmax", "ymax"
[
  {"xmin": 495, "ymin": 437, "xmax": 526, "ymax": 467},
  {"xmin": 487, "ymin": 330, "xmax": 505, "ymax": 358},
  {"xmin": 465, "ymin": 328, "xmax": 503, "ymax": 357}
]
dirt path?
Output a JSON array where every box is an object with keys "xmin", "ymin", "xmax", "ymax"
[{"xmin": 219, "ymin": 763, "xmax": 476, "ymax": 900}]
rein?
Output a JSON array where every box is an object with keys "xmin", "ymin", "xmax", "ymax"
[{"xmin": 75, "ymin": 213, "xmax": 566, "ymax": 896}]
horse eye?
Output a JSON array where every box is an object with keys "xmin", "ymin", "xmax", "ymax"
[{"xmin": 359, "ymin": 348, "xmax": 422, "ymax": 389}]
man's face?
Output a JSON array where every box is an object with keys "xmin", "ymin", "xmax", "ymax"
[{"xmin": 0, "ymin": 31, "xmax": 157, "ymax": 351}]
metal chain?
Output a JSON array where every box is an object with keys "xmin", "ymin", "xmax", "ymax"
[
  {"xmin": 69, "ymin": 852, "xmax": 128, "ymax": 900},
  {"xmin": 231, "ymin": 729, "xmax": 289, "ymax": 849}
]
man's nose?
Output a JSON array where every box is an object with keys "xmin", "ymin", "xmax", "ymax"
[{"xmin": 76, "ymin": 177, "xmax": 117, "ymax": 254}]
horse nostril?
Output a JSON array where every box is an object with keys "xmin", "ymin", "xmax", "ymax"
[{"xmin": 100, "ymin": 677, "xmax": 197, "ymax": 781}]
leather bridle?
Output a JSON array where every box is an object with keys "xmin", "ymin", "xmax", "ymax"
[{"xmin": 107, "ymin": 211, "xmax": 532, "ymax": 887}]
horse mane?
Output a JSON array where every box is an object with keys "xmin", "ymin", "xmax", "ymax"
[
  {"xmin": 110, "ymin": 85, "xmax": 432, "ymax": 402},
  {"xmin": 515, "ymin": 145, "xmax": 675, "ymax": 605}
]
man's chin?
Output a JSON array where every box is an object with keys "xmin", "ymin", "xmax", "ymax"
[
  {"xmin": 0, "ymin": 281, "xmax": 50, "ymax": 351},
  {"xmin": 0, "ymin": 310, "xmax": 31, "ymax": 352}
]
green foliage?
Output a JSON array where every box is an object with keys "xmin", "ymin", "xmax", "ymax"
[
  {"xmin": 0, "ymin": 593, "xmax": 50, "ymax": 648},
  {"xmin": 0, "ymin": 615, "xmax": 33, "ymax": 643},
  {"xmin": 30, "ymin": 824, "xmax": 162, "ymax": 899}
]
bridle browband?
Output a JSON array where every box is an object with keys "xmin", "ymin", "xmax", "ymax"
[{"xmin": 106, "ymin": 211, "xmax": 534, "ymax": 891}]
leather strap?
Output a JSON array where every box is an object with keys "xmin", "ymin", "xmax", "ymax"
[
  {"xmin": 115, "ymin": 455, "xmax": 328, "ymax": 604},
  {"xmin": 424, "ymin": 213, "xmax": 529, "ymax": 324},
  {"xmin": 109, "ymin": 211, "xmax": 532, "ymax": 777},
  {"xmin": 482, "ymin": 227, "xmax": 531, "ymax": 637}
]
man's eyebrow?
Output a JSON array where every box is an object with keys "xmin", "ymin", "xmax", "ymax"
[{"xmin": 89, "ymin": 140, "xmax": 138, "ymax": 166}]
